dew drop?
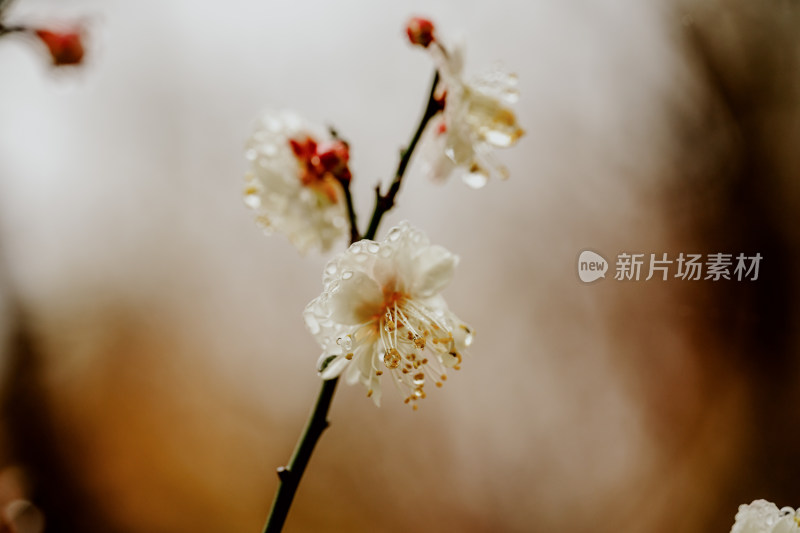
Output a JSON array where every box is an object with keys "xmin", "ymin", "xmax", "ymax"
[
  {"xmin": 463, "ymin": 168, "xmax": 488, "ymax": 189},
  {"xmin": 342, "ymin": 270, "xmax": 353, "ymax": 280},
  {"xmin": 484, "ymin": 130, "xmax": 516, "ymax": 147},
  {"xmin": 245, "ymin": 149, "xmax": 258, "ymax": 161},
  {"xmin": 325, "ymin": 263, "xmax": 338, "ymax": 276},
  {"xmin": 460, "ymin": 325, "xmax": 474, "ymax": 347},
  {"xmin": 243, "ymin": 193, "xmax": 261, "ymax": 209},
  {"xmin": 383, "ymin": 350, "xmax": 401, "ymax": 369},
  {"xmin": 336, "ymin": 335, "xmax": 353, "ymax": 351},
  {"xmin": 367, "ymin": 243, "xmax": 380, "ymax": 254},
  {"xmin": 503, "ymin": 90, "xmax": 520, "ymax": 104}
]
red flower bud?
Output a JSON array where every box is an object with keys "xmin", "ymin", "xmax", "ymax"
[
  {"xmin": 317, "ymin": 140, "xmax": 350, "ymax": 177},
  {"xmin": 34, "ymin": 28, "xmax": 84, "ymax": 66},
  {"xmin": 406, "ymin": 17, "xmax": 435, "ymax": 48},
  {"xmin": 289, "ymin": 137, "xmax": 317, "ymax": 160}
]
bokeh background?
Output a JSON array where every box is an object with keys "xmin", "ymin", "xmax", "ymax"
[{"xmin": 0, "ymin": 0, "xmax": 799, "ymax": 532}]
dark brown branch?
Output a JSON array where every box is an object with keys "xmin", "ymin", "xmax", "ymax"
[{"xmin": 364, "ymin": 71, "xmax": 441, "ymax": 240}]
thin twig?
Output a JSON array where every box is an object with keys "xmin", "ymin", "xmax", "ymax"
[
  {"xmin": 262, "ymin": 377, "xmax": 339, "ymax": 533},
  {"xmin": 0, "ymin": 23, "xmax": 27, "ymax": 38},
  {"xmin": 336, "ymin": 176, "xmax": 361, "ymax": 244},
  {"xmin": 364, "ymin": 70, "xmax": 441, "ymax": 240}
]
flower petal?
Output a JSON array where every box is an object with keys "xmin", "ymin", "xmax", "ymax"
[
  {"xmin": 327, "ymin": 271, "xmax": 384, "ymax": 325},
  {"xmin": 411, "ymin": 245, "xmax": 459, "ymax": 298}
]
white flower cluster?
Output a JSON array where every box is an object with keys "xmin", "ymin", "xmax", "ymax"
[
  {"xmin": 731, "ymin": 500, "xmax": 800, "ymax": 533},
  {"xmin": 243, "ymin": 110, "xmax": 347, "ymax": 253},
  {"xmin": 423, "ymin": 38, "xmax": 524, "ymax": 188},
  {"xmin": 242, "ymin": 18, "xmax": 526, "ymax": 405},
  {"xmin": 304, "ymin": 222, "xmax": 472, "ymax": 407}
]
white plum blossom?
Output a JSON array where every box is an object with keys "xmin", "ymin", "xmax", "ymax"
[
  {"xmin": 731, "ymin": 500, "xmax": 800, "ymax": 533},
  {"xmin": 423, "ymin": 38, "xmax": 524, "ymax": 188},
  {"xmin": 304, "ymin": 222, "xmax": 473, "ymax": 408},
  {"xmin": 243, "ymin": 110, "xmax": 349, "ymax": 253}
]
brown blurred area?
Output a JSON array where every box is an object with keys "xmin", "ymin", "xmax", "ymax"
[{"xmin": 0, "ymin": 0, "xmax": 799, "ymax": 532}]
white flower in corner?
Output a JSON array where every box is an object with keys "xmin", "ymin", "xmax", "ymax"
[
  {"xmin": 731, "ymin": 500, "xmax": 800, "ymax": 533},
  {"xmin": 243, "ymin": 110, "xmax": 350, "ymax": 253},
  {"xmin": 304, "ymin": 222, "xmax": 473, "ymax": 408},
  {"xmin": 407, "ymin": 18, "xmax": 524, "ymax": 188}
]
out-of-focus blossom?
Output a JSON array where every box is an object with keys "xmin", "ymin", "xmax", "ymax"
[
  {"xmin": 243, "ymin": 111, "xmax": 350, "ymax": 253},
  {"xmin": 415, "ymin": 24, "xmax": 524, "ymax": 188},
  {"xmin": 304, "ymin": 222, "xmax": 472, "ymax": 408},
  {"xmin": 730, "ymin": 500, "xmax": 800, "ymax": 533},
  {"xmin": 34, "ymin": 27, "xmax": 84, "ymax": 66}
]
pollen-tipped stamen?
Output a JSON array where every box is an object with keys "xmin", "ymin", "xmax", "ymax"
[{"xmin": 374, "ymin": 295, "xmax": 463, "ymax": 407}]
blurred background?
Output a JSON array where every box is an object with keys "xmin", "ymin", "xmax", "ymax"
[{"xmin": 0, "ymin": 0, "xmax": 799, "ymax": 531}]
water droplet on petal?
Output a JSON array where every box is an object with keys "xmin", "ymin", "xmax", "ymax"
[
  {"xmin": 484, "ymin": 130, "xmax": 516, "ymax": 147},
  {"xmin": 342, "ymin": 270, "xmax": 353, "ymax": 280},
  {"xmin": 367, "ymin": 243, "xmax": 380, "ymax": 254},
  {"xmin": 460, "ymin": 325, "xmax": 474, "ymax": 347},
  {"xmin": 383, "ymin": 350, "xmax": 401, "ymax": 369},
  {"xmin": 336, "ymin": 335, "xmax": 353, "ymax": 351},
  {"xmin": 463, "ymin": 168, "xmax": 488, "ymax": 189},
  {"xmin": 503, "ymin": 90, "xmax": 519, "ymax": 104},
  {"xmin": 243, "ymin": 193, "xmax": 261, "ymax": 209},
  {"xmin": 245, "ymin": 149, "xmax": 258, "ymax": 161}
]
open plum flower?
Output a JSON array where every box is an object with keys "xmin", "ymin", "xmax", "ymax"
[
  {"xmin": 243, "ymin": 110, "xmax": 349, "ymax": 253},
  {"xmin": 731, "ymin": 500, "xmax": 800, "ymax": 533},
  {"xmin": 304, "ymin": 222, "xmax": 473, "ymax": 408},
  {"xmin": 409, "ymin": 17, "xmax": 524, "ymax": 188}
]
